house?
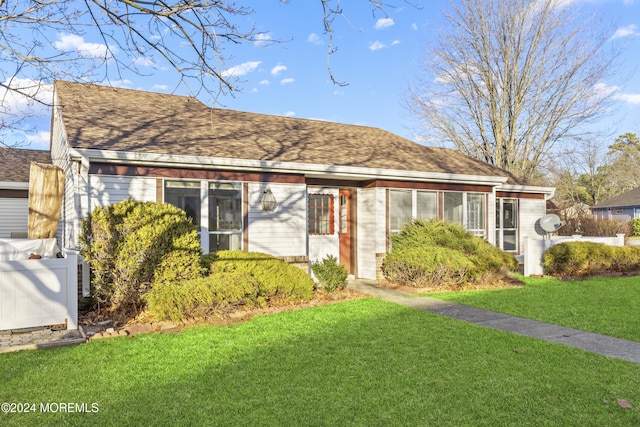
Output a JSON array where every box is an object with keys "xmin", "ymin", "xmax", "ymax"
[
  {"xmin": 0, "ymin": 147, "xmax": 51, "ymax": 238},
  {"xmin": 592, "ymin": 187, "xmax": 640, "ymax": 221},
  {"xmin": 50, "ymin": 80, "xmax": 554, "ymax": 280}
]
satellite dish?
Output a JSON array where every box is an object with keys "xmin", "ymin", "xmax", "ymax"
[{"xmin": 539, "ymin": 214, "xmax": 565, "ymax": 233}]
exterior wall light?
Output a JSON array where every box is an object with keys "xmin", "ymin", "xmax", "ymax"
[{"xmin": 260, "ymin": 187, "xmax": 277, "ymax": 212}]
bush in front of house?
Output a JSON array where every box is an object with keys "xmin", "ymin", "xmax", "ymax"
[
  {"xmin": 311, "ymin": 255, "xmax": 348, "ymax": 292},
  {"xmin": 205, "ymin": 250, "xmax": 315, "ymax": 300},
  {"xmin": 557, "ymin": 214, "xmax": 631, "ymax": 237},
  {"xmin": 543, "ymin": 241, "xmax": 640, "ymax": 277},
  {"xmin": 382, "ymin": 219, "xmax": 518, "ymax": 288},
  {"xmin": 80, "ymin": 199, "xmax": 204, "ymax": 313},
  {"xmin": 632, "ymin": 218, "xmax": 640, "ymax": 237},
  {"xmin": 145, "ymin": 271, "xmax": 261, "ymax": 321}
]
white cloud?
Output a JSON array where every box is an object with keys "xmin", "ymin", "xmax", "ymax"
[
  {"xmin": 25, "ymin": 131, "xmax": 51, "ymax": 149},
  {"xmin": 374, "ymin": 18, "xmax": 394, "ymax": 30},
  {"xmin": 593, "ymin": 82, "xmax": 640, "ymax": 106},
  {"xmin": 259, "ymin": 80, "xmax": 270, "ymax": 85},
  {"xmin": 411, "ymin": 23, "xmax": 418, "ymax": 31},
  {"xmin": 271, "ymin": 65, "xmax": 287, "ymax": 76},
  {"xmin": 333, "ymin": 90, "xmax": 345, "ymax": 96},
  {"xmin": 611, "ymin": 24, "xmax": 640, "ymax": 40},
  {"xmin": 284, "ymin": 111, "xmax": 296, "ymax": 117},
  {"xmin": 54, "ymin": 33, "xmax": 114, "ymax": 59},
  {"xmin": 280, "ymin": 78, "xmax": 295, "ymax": 85},
  {"xmin": 369, "ymin": 41, "xmax": 387, "ymax": 51},
  {"xmin": 254, "ymin": 33, "xmax": 272, "ymax": 47},
  {"xmin": 221, "ymin": 61, "xmax": 261, "ymax": 78},
  {"xmin": 133, "ymin": 56, "xmax": 155, "ymax": 67},
  {"xmin": 111, "ymin": 79, "xmax": 133, "ymax": 88},
  {"xmin": 615, "ymin": 92, "xmax": 640, "ymax": 105},
  {"xmin": 391, "ymin": 40, "xmax": 401, "ymax": 46},
  {"xmin": 0, "ymin": 78, "xmax": 53, "ymax": 113},
  {"xmin": 624, "ymin": 0, "xmax": 636, "ymax": 4},
  {"xmin": 152, "ymin": 84, "xmax": 169, "ymax": 91},
  {"xmin": 308, "ymin": 33, "xmax": 323, "ymax": 45}
]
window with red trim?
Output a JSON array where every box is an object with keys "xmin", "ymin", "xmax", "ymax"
[{"xmin": 308, "ymin": 194, "xmax": 334, "ymax": 235}]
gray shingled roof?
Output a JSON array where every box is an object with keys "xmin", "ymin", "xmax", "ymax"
[
  {"xmin": 0, "ymin": 147, "xmax": 51, "ymax": 182},
  {"xmin": 593, "ymin": 187, "xmax": 640, "ymax": 209},
  {"xmin": 55, "ymin": 80, "xmax": 530, "ymax": 185}
]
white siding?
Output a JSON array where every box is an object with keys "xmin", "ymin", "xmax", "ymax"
[
  {"xmin": 50, "ymin": 101, "xmax": 78, "ymax": 250},
  {"xmin": 519, "ymin": 198, "xmax": 547, "ymax": 252},
  {"xmin": 307, "ymin": 187, "xmax": 340, "ymax": 264},
  {"xmin": 487, "ymin": 192, "xmax": 497, "ymax": 245},
  {"xmin": 0, "ymin": 198, "xmax": 28, "ymax": 238},
  {"xmin": 89, "ymin": 175, "xmax": 157, "ymax": 209},
  {"xmin": 356, "ymin": 188, "xmax": 379, "ymax": 280},
  {"xmin": 247, "ymin": 182, "xmax": 308, "ymax": 257}
]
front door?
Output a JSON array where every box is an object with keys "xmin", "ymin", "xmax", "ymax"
[{"xmin": 339, "ymin": 189, "xmax": 352, "ymax": 274}]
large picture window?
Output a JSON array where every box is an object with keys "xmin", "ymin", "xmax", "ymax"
[{"xmin": 308, "ymin": 194, "xmax": 334, "ymax": 235}]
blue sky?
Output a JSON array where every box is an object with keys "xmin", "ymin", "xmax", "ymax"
[{"xmin": 3, "ymin": 0, "xmax": 640, "ymax": 151}]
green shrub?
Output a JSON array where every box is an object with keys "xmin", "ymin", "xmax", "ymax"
[
  {"xmin": 80, "ymin": 200, "xmax": 204, "ymax": 312},
  {"xmin": 207, "ymin": 250, "xmax": 314, "ymax": 300},
  {"xmin": 382, "ymin": 246, "xmax": 474, "ymax": 287},
  {"xmin": 145, "ymin": 271, "xmax": 261, "ymax": 321},
  {"xmin": 543, "ymin": 241, "xmax": 640, "ymax": 276},
  {"xmin": 311, "ymin": 255, "xmax": 348, "ymax": 292},
  {"xmin": 632, "ymin": 218, "xmax": 640, "ymax": 237},
  {"xmin": 383, "ymin": 219, "xmax": 517, "ymax": 288}
]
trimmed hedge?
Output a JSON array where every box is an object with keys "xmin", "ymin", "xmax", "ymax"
[
  {"xmin": 145, "ymin": 272, "xmax": 261, "ymax": 321},
  {"xmin": 204, "ymin": 250, "xmax": 315, "ymax": 300},
  {"xmin": 382, "ymin": 219, "xmax": 518, "ymax": 288},
  {"xmin": 543, "ymin": 242, "xmax": 640, "ymax": 277}
]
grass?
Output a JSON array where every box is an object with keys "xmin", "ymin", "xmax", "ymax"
[
  {"xmin": 1, "ymin": 298, "xmax": 640, "ymax": 426},
  {"xmin": 429, "ymin": 275, "xmax": 640, "ymax": 342}
]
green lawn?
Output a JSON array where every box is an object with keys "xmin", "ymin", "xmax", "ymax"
[
  {"xmin": 429, "ymin": 275, "xmax": 640, "ymax": 342},
  {"xmin": 1, "ymin": 298, "xmax": 639, "ymax": 426}
]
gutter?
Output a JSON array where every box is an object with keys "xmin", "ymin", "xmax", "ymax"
[
  {"xmin": 74, "ymin": 149, "xmax": 510, "ymax": 187},
  {"xmin": 0, "ymin": 181, "xmax": 29, "ymax": 190}
]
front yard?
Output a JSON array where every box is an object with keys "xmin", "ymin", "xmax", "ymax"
[
  {"xmin": 1, "ymin": 294, "xmax": 639, "ymax": 426},
  {"xmin": 430, "ymin": 275, "xmax": 640, "ymax": 342}
]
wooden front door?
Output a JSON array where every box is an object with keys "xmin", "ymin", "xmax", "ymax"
[{"xmin": 339, "ymin": 189, "xmax": 352, "ymax": 274}]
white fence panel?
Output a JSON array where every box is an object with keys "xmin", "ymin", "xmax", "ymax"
[
  {"xmin": 0, "ymin": 251, "xmax": 77, "ymax": 330},
  {"xmin": 524, "ymin": 235, "xmax": 625, "ymax": 276}
]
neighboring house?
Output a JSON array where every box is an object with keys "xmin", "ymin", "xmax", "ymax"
[
  {"xmin": 51, "ymin": 80, "xmax": 554, "ymax": 280},
  {"xmin": 592, "ymin": 187, "xmax": 640, "ymax": 221},
  {"xmin": 0, "ymin": 147, "xmax": 51, "ymax": 238}
]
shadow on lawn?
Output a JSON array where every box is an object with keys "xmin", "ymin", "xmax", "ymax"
[{"xmin": 1, "ymin": 299, "xmax": 639, "ymax": 426}]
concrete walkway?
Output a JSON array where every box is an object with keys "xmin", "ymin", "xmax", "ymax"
[{"xmin": 348, "ymin": 279, "xmax": 640, "ymax": 364}]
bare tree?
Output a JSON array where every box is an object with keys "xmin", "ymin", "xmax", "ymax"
[
  {"xmin": 407, "ymin": 0, "xmax": 621, "ymax": 179},
  {"xmin": 0, "ymin": 0, "xmax": 412, "ymax": 146}
]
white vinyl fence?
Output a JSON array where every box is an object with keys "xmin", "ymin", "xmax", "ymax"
[
  {"xmin": 0, "ymin": 251, "xmax": 78, "ymax": 330},
  {"xmin": 523, "ymin": 234, "xmax": 626, "ymax": 276}
]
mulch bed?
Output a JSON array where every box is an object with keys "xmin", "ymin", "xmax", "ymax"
[{"xmin": 80, "ymin": 288, "xmax": 368, "ymax": 340}]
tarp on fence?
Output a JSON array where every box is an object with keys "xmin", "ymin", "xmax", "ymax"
[{"xmin": 27, "ymin": 162, "xmax": 65, "ymax": 239}]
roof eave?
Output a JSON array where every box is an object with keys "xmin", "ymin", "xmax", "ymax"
[
  {"xmin": 498, "ymin": 183, "xmax": 555, "ymax": 197},
  {"xmin": 0, "ymin": 181, "xmax": 29, "ymax": 190},
  {"xmin": 74, "ymin": 149, "xmax": 510, "ymax": 186}
]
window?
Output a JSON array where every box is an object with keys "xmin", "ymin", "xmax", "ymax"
[
  {"xmin": 444, "ymin": 192, "xmax": 486, "ymax": 238},
  {"xmin": 164, "ymin": 181, "xmax": 201, "ymax": 226},
  {"xmin": 467, "ymin": 193, "xmax": 486, "ymax": 237},
  {"xmin": 496, "ymin": 198, "xmax": 518, "ymax": 252},
  {"xmin": 389, "ymin": 190, "xmax": 412, "ymax": 233},
  {"xmin": 389, "ymin": 190, "xmax": 438, "ymax": 233},
  {"xmin": 308, "ymin": 194, "xmax": 334, "ymax": 235},
  {"xmin": 443, "ymin": 192, "xmax": 464, "ymax": 224},
  {"xmin": 209, "ymin": 182, "xmax": 242, "ymax": 252},
  {"xmin": 417, "ymin": 191, "xmax": 438, "ymax": 221}
]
